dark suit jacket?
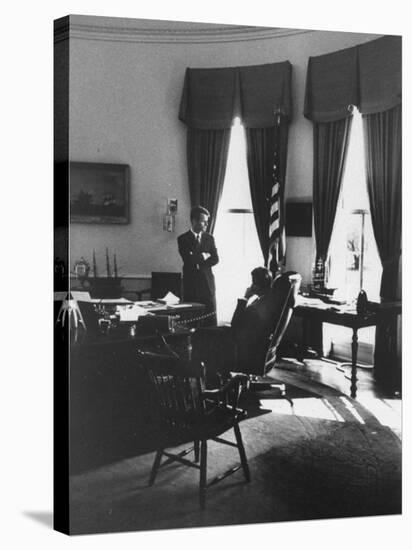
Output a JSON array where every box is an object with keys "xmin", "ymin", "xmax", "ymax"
[
  {"xmin": 177, "ymin": 230, "xmax": 219, "ymax": 308},
  {"xmin": 191, "ymin": 293, "xmax": 274, "ymax": 381},
  {"xmin": 230, "ymin": 293, "xmax": 275, "ymax": 374}
]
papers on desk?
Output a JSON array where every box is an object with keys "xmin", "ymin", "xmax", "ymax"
[
  {"xmin": 133, "ymin": 300, "xmax": 198, "ymax": 311},
  {"xmin": 296, "ymin": 295, "xmax": 356, "ymax": 313},
  {"xmin": 296, "ymin": 295, "xmax": 327, "ymax": 308},
  {"xmin": 91, "ymin": 297, "xmax": 133, "ymax": 305},
  {"xmin": 135, "ymin": 300, "xmax": 159, "ymax": 308},
  {"xmin": 135, "ymin": 301, "xmax": 168, "ymax": 311},
  {"xmin": 156, "ymin": 291, "xmax": 180, "ymax": 305},
  {"xmin": 117, "ymin": 303, "xmax": 154, "ymax": 322}
]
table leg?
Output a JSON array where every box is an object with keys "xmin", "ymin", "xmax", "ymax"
[
  {"xmin": 300, "ymin": 318, "xmax": 323, "ymax": 360},
  {"xmin": 350, "ymin": 328, "xmax": 359, "ymax": 398}
]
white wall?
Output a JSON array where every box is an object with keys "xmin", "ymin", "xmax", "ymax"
[{"xmin": 65, "ymin": 16, "xmax": 381, "ymax": 283}]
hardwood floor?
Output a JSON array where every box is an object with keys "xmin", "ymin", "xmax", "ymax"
[{"xmin": 299, "ymin": 357, "xmax": 399, "ymax": 398}]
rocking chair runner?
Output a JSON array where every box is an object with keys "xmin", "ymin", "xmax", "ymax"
[{"xmin": 137, "ymin": 350, "xmax": 250, "ymax": 508}]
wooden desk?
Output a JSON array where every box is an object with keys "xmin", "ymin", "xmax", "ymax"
[
  {"xmin": 294, "ymin": 299, "xmax": 401, "ymax": 398},
  {"xmin": 66, "ymin": 327, "xmax": 195, "ymax": 472}
]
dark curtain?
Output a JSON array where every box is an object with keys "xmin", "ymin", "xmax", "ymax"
[
  {"xmin": 363, "ymin": 104, "xmax": 402, "ymax": 389},
  {"xmin": 313, "ymin": 116, "xmax": 353, "ymax": 266},
  {"xmin": 186, "ymin": 127, "xmax": 231, "ymax": 234},
  {"xmin": 245, "ymin": 117, "xmax": 289, "ymax": 267}
]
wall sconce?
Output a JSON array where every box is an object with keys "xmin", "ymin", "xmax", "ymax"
[{"xmin": 163, "ymin": 198, "xmax": 178, "ymax": 232}]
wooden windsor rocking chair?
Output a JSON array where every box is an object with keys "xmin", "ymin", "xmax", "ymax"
[{"xmin": 137, "ymin": 350, "xmax": 251, "ymax": 508}]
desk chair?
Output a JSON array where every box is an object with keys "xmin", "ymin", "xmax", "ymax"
[
  {"xmin": 138, "ymin": 350, "xmax": 250, "ymax": 508},
  {"xmin": 135, "ymin": 272, "xmax": 182, "ymax": 301},
  {"xmin": 263, "ymin": 271, "xmax": 302, "ymax": 374},
  {"xmin": 190, "ymin": 272, "xmax": 302, "ymax": 389},
  {"xmin": 247, "ymin": 271, "xmax": 302, "ymax": 399},
  {"xmin": 232, "ymin": 271, "xmax": 302, "ymax": 377}
]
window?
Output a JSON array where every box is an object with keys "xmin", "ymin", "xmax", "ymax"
[
  {"xmin": 214, "ymin": 118, "xmax": 263, "ymax": 323},
  {"xmin": 328, "ymin": 109, "xmax": 381, "ymax": 302},
  {"xmin": 326, "ymin": 108, "xmax": 382, "ymax": 362}
]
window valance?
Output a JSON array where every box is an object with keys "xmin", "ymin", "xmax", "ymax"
[
  {"xmin": 304, "ymin": 35, "xmax": 401, "ymax": 122},
  {"xmin": 358, "ymin": 36, "xmax": 402, "ymax": 115},
  {"xmin": 178, "ymin": 67, "xmax": 237, "ymax": 130},
  {"xmin": 239, "ymin": 62, "xmax": 292, "ymax": 128},
  {"xmin": 179, "ymin": 61, "xmax": 292, "ymax": 129},
  {"xmin": 304, "ymin": 46, "xmax": 358, "ymax": 122}
]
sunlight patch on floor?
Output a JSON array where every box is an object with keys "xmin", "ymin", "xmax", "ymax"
[
  {"xmin": 339, "ymin": 396, "xmax": 366, "ymax": 424},
  {"xmin": 357, "ymin": 395, "xmax": 402, "ymax": 436},
  {"xmin": 262, "ymin": 397, "xmax": 345, "ymax": 422}
]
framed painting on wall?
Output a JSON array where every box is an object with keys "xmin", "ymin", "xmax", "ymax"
[{"xmin": 69, "ymin": 162, "xmax": 130, "ymax": 224}]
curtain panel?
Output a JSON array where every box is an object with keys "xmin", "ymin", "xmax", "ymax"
[
  {"xmin": 304, "ymin": 35, "xmax": 401, "ymax": 123},
  {"xmin": 363, "ymin": 104, "xmax": 401, "ymax": 299},
  {"xmin": 186, "ymin": 127, "xmax": 231, "ymax": 234},
  {"xmin": 313, "ymin": 116, "xmax": 353, "ymax": 263},
  {"xmin": 363, "ymin": 104, "xmax": 402, "ymax": 389}
]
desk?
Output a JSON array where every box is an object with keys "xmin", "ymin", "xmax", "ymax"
[
  {"xmin": 55, "ymin": 298, "xmax": 207, "ymax": 473},
  {"xmin": 89, "ymin": 300, "xmax": 207, "ymax": 328},
  {"xmin": 294, "ymin": 298, "xmax": 401, "ymax": 398},
  {"xmin": 67, "ymin": 328, "xmax": 194, "ymax": 472}
]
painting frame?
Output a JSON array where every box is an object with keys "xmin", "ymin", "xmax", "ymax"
[{"xmin": 69, "ymin": 161, "xmax": 130, "ymax": 224}]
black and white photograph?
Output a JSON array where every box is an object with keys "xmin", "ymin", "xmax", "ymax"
[
  {"xmin": 2, "ymin": 1, "xmax": 409, "ymax": 549},
  {"xmin": 54, "ymin": 11, "xmax": 403, "ymax": 536}
]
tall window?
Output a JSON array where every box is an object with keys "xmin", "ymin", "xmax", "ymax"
[
  {"xmin": 328, "ymin": 109, "xmax": 381, "ymax": 302},
  {"xmin": 326, "ymin": 108, "xmax": 382, "ymax": 361},
  {"xmin": 214, "ymin": 118, "xmax": 263, "ymax": 323}
]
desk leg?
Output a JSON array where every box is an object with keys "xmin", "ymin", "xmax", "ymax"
[
  {"xmin": 300, "ymin": 318, "xmax": 323, "ymax": 360},
  {"xmin": 350, "ymin": 329, "xmax": 359, "ymax": 398}
]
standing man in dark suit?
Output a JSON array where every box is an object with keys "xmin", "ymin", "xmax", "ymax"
[{"xmin": 178, "ymin": 206, "xmax": 219, "ymax": 325}]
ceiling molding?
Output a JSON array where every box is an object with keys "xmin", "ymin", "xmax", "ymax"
[{"xmin": 54, "ymin": 19, "xmax": 312, "ymax": 45}]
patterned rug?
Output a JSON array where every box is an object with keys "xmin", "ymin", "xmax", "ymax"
[{"xmin": 69, "ymin": 370, "xmax": 401, "ymax": 535}]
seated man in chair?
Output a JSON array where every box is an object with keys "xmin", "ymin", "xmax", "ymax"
[
  {"xmin": 192, "ymin": 267, "xmax": 281, "ymax": 382},
  {"xmin": 230, "ymin": 267, "xmax": 276, "ymax": 375}
]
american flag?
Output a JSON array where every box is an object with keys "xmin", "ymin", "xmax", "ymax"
[{"xmin": 269, "ymin": 114, "xmax": 286, "ymax": 272}]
